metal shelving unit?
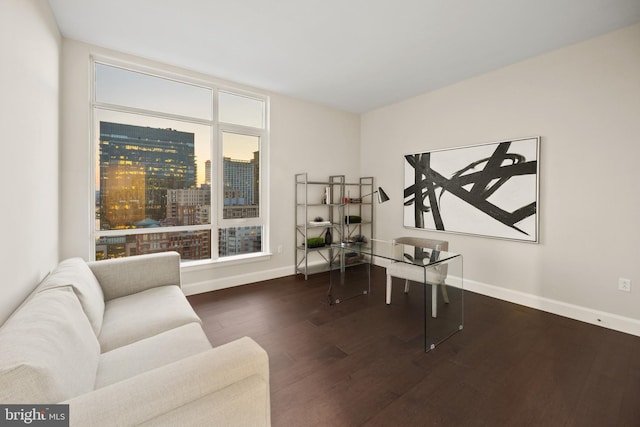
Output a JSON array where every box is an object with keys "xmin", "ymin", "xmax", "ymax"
[{"xmin": 295, "ymin": 173, "xmax": 375, "ymax": 279}]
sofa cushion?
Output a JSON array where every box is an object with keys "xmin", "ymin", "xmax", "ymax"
[
  {"xmin": 0, "ymin": 286, "xmax": 100, "ymax": 403},
  {"xmin": 96, "ymin": 322, "xmax": 212, "ymax": 388},
  {"xmin": 88, "ymin": 252, "xmax": 181, "ymax": 301},
  {"xmin": 37, "ymin": 257, "xmax": 105, "ymax": 335},
  {"xmin": 99, "ymin": 285, "xmax": 201, "ymax": 352}
]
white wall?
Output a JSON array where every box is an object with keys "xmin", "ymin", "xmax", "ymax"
[
  {"xmin": 59, "ymin": 40, "xmax": 361, "ymax": 292},
  {"xmin": 362, "ymin": 24, "xmax": 640, "ymax": 334},
  {"xmin": 0, "ymin": 0, "xmax": 61, "ymax": 324}
]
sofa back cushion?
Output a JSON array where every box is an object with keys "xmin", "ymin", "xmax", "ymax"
[
  {"xmin": 88, "ymin": 252, "xmax": 181, "ymax": 301},
  {"xmin": 37, "ymin": 257, "xmax": 105, "ymax": 335},
  {"xmin": 0, "ymin": 286, "xmax": 100, "ymax": 403}
]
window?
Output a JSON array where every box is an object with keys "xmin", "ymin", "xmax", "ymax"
[{"xmin": 93, "ymin": 61, "xmax": 267, "ymax": 262}]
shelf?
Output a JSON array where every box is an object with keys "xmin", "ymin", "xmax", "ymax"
[
  {"xmin": 295, "ymin": 263, "xmax": 347, "ymax": 276},
  {"xmin": 296, "ymin": 245, "xmax": 332, "ymax": 251},
  {"xmin": 295, "ymin": 180, "xmax": 335, "ymax": 185}
]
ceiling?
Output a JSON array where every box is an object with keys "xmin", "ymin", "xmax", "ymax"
[{"xmin": 48, "ymin": 0, "xmax": 640, "ymax": 113}]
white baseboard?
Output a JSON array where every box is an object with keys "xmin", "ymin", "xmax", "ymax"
[
  {"xmin": 185, "ymin": 259, "xmax": 640, "ymax": 338},
  {"xmin": 464, "ymin": 277, "xmax": 640, "ymax": 337},
  {"xmin": 373, "ymin": 258, "xmax": 640, "ymax": 337},
  {"xmin": 183, "ymin": 265, "xmax": 295, "ymax": 296}
]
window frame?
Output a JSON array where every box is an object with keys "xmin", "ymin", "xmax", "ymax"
[{"xmin": 90, "ymin": 56, "xmax": 269, "ymax": 264}]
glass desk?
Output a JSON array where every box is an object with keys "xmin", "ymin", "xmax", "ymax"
[{"xmin": 329, "ymin": 240, "xmax": 463, "ymax": 351}]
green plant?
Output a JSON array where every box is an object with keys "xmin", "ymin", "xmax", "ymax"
[{"xmin": 306, "ymin": 237, "xmax": 325, "ymax": 248}]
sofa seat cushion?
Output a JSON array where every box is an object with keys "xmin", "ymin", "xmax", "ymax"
[
  {"xmin": 0, "ymin": 287, "xmax": 100, "ymax": 403},
  {"xmin": 99, "ymin": 285, "xmax": 201, "ymax": 352},
  {"xmin": 96, "ymin": 322, "xmax": 212, "ymax": 388},
  {"xmin": 36, "ymin": 257, "xmax": 105, "ymax": 335}
]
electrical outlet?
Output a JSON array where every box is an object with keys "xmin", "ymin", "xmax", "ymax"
[
  {"xmin": 277, "ymin": 245, "xmax": 283, "ymax": 254},
  {"xmin": 618, "ymin": 278, "xmax": 631, "ymax": 292}
]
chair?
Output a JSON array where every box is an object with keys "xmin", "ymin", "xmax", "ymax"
[{"xmin": 385, "ymin": 237, "xmax": 449, "ymax": 318}]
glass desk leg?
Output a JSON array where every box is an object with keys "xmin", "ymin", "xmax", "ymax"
[
  {"xmin": 328, "ymin": 248, "xmax": 371, "ymax": 305},
  {"xmin": 423, "ymin": 255, "xmax": 463, "ymax": 352}
]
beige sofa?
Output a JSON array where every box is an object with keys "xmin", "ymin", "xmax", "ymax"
[{"xmin": 0, "ymin": 252, "xmax": 270, "ymax": 426}]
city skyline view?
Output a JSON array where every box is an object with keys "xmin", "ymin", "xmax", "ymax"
[{"xmin": 96, "ymin": 120, "xmax": 261, "ymax": 260}]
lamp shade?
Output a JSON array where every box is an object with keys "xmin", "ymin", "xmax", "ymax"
[
  {"xmin": 343, "ymin": 186, "xmax": 390, "ymax": 205},
  {"xmin": 377, "ymin": 187, "xmax": 390, "ymax": 203}
]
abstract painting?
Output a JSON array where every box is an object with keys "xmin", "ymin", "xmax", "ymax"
[{"xmin": 403, "ymin": 137, "xmax": 539, "ymax": 242}]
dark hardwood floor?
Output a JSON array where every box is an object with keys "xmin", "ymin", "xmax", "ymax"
[{"xmin": 188, "ymin": 266, "xmax": 640, "ymax": 427}]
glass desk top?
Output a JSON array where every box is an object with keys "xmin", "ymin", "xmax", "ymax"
[
  {"xmin": 331, "ymin": 240, "xmax": 460, "ymax": 267},
  {"xmin": 329, "ymin": 240, "xmax": 463, "ymax": 352}
]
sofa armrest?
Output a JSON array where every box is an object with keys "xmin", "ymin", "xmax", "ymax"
[
  {"xmin": 88, "ymin": 252, "xmax": 181, "ymax": 300},
  {"xmin": 65, "ymin": 337, "xmax": 270, "ymax": 427}
]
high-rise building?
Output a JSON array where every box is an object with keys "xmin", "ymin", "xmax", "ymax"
[
  {"xmin": 222, "ymin": 154, "xmax": 260, "ymax": 219},
  {"xmin": 166, "ymin": 188, "xmax": 210, "ymax": 225},
  {"xmin": 100, "ymin": 163, "xmax": 146, "ymax": 227},
  {"xmin": 252, "ymin": 151, "xmax": 259, "ymax": 205},
  {"xmin": 196, "ymin": 204, "xmax": 210, "ymax": 226},
  {"xmin": 99, "ymin": 122, "xmax": 196, "ymax": 229},
  {"xmin": 204, "ymin": 159, "xmax": 211, "ymax": 186},
  {"xmin": 134, "ymin": 230, "xmax": 210, "ymax": 260},
  {"xmin": 223, "ymin": 157, "xmax": 255, "ymax": 205},
  {"xmin": 218, "ymin": 226, "xmax": 261, "ymax": 257},
  {"xmin": 96, "ymin": 230, "xmax": 211, "ymax": 260}
]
